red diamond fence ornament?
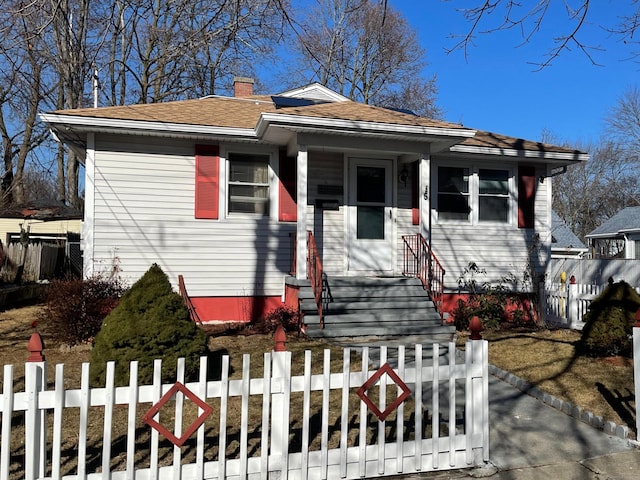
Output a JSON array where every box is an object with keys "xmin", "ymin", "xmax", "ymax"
[
  {"xmin": 142, "ymin": 381, "xmax": 213, "ymax": 447},
  {"xmin": 357, "ymin": 363, "xmax": 412, "ymax": 421}
]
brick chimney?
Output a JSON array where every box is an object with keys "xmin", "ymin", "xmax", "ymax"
[{"xmin": 233, "ymin": 76, "xmax": 254, "ymax": 97}]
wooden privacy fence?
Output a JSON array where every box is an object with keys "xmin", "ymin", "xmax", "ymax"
[
  {"xmin": 2, "ymin": 340, "xmax": 489, "ymax": 480},
  {"xmin": 0, "ymin": 243, "xmax": 64, "ymax": 283},
  {"xmin": 543, "ymin": 279, "xmax": 640, "ymax": 329}
]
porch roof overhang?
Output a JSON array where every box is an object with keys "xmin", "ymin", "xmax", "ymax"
[
  {"xmin": 39, "ymin": 113, "xmax": 259, "ymax": 149},
  {"xmin": 256, "ymin": 113, "xmax": 476, "ymax": 153},
  {"xmin": 446, "ymin": 144, "xmax": 589, "ymax": 165},
  {"xmin": 40, "ymin": 110, "xmax": 479, "ymax": 161}
]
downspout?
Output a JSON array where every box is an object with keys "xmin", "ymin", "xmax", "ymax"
[{"xmin": 549, "ymin": 166, "xmax": 567, "ymax": 179}]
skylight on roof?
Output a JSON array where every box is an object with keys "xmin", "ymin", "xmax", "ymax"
[{"xmin": 271, "ymin": 96, "xmax": 329, "ymax": 108}]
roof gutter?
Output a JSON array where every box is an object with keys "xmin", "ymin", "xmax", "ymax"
[
  {"xmin": 39, "ymin": 113, "xmax": 258, "ymax": 140},
  {"xmin": 450, "ymin": 144, "xmax": 589, "ymax": 162}
]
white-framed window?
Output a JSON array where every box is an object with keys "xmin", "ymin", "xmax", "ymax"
[
  {"xmin": 227, "ymin": 152, "xmax": 270, "ymax": 216},
  {"xmin": 435, "ymin": 164, "xmax": 514, "ymax": 225},
  {"xmin": 478, "ymin": 168, "xmax": 510, "ymax": 223},
  {"xmin": 437, "ymin": 166, "xmax": 470, "ymax": 221}
]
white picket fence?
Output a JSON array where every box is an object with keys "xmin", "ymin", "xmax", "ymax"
[
  {"xmin": 543, "ymin": 281, "xmax": 640, "ymax": 329},
  {"xmin": 635, "ymin": 328, "xmax": 640, "ymax": 436},
  {"xmin": 1, "ymin": 341, "xmax": 489, "ymax": 480}
]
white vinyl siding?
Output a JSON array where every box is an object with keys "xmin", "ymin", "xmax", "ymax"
[
  {"xmin": 90, "ymin": 135, "xmax": 294, "ymax": 297},
  {"xmin": 306, "ymin": 151, "xmax": 345, "ymax": 275}
]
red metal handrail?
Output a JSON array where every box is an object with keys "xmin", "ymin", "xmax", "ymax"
[
  {"xmin": 402, "ymin": 234, "xmax": 446, "ymax": 323},
  {"xmin": 307, "ymin": 230, "xmax": 324, "ymax": 327},
  {"xmin": 178, "ymin": 275, "xmax": 203, "ymax": 325}
]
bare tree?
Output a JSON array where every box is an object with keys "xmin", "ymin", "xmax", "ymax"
[
  {"xmin": 94, "ymin": 0, "xmax": 288, "ymax": 105},
  {"xmin": 0, "ymin": 0, "xmax": 290, "ymax": 212},
  {"xmin": 0, "ymin": 0, "xmax": 53, "ymax": 207},
  {"xmin": 286, "ymin": 0, "xmax": 442, "ymax": 117},
  {"xmin": 553, "ymin": 139, "xmax": 640, "ymax": 240},
  {"xmin": 49, "ymin": 0, "xmax": 92, "ymax": 207},
  {"xmin": 606, "ymin": 86, "xmax": 640, "ymax": 161},
  {"xmin": 442, "ymin": 1, "xmax": 640, "ymax": 68}
]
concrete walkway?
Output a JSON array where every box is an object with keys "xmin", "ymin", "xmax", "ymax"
[
  {"xmin": 384, "ymin": 373, "xmax": 639, "ymax": 479},
  {"xmin": 333, "ymin": 336, "xmax": 640, "ymax": 479}
]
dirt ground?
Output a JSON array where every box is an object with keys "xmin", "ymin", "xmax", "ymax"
[{"xmin": 0, "ymin": 304, "xmax": 92, "ymax": 390}]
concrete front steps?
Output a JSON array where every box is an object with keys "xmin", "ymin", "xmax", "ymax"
[{"xmin": 298, "ymin": 276, "xmax": 455, "ymax": 341}]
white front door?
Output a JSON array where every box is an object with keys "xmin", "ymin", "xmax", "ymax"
[{"xmin": 347, "ymin": 158, "xmax": 394, "ymax": 273}]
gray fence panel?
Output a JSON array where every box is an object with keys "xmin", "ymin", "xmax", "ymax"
[{"xmin": 548, "ymin": 259, "xmax": 640, "ymax": 287}]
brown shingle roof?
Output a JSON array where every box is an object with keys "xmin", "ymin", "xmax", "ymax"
[
  {"xmin": 46, "ymin": 94, "xmax": 586, "ymax": 156},
  {"xmin": 265, "ymin": 101, "xmax": 467, "ymax": 130},
  {"xmin": 461, "ymin": 129, "xmax": 584, "ymax": 155},
  {"xmin": 49, "ymin": 95, "xmax": 466, "ymax": 131},
  {"xmin": 50, "ymin": 96, "xmax": 276, "ymax": 129}
]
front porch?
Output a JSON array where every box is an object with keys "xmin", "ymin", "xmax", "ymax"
[
  {"xmin": 291, "ymin": 275, "xmax": 455, "ymax": 340},
  {"xmin": 287, "ymin": 231, "xmax": 452, "ymax": 339}
]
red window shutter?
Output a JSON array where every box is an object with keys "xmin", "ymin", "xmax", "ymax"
[
  {"xmin": 195, "ymin": 145, "xmax": 219, "ymax": 219},
  {"xmin": 279, "ymin": 150, "xmax": 297, "ymax": 222},
  {"xmin": 518, "ymin": 166, "xmax": 536, "ymax": 229},
  {"xmin": 411, "ymin": 161, "xmax": 419, "ymax": 225}
]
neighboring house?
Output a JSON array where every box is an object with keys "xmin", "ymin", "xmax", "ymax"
[
  {"xmin": 0, "ymin": 203, "xmax": 82, "ymax": 245},
  {"xmin": 39, "ymin": 79, "xmax": 587, "ymax": 323},
  {"xmin": 586, "ymin": 206, "xmax": 640, "ymax": 259},
  {"xmin": 550, "ymin": 210, "xmax": 588, "ymax": 259},
  {"xmin": 0, "ymin": 202, "xmax": 83, "ymax": 280}
]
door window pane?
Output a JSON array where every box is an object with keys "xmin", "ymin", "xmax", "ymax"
[
  {"xmin": 357, "ymin": 206, "xmax": 384, "ymax": 239},
  {"xmin": 357, "ymin": 166, "xmax": 385, "ymax": 203}
]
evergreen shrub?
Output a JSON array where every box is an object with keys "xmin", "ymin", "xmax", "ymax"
[
  {"xmin": 90, "ymin": 264, "xmax": 208, "ymax": 386},
  {"xmin": 579, "ymin": 280, "xmax": 640, "ymax": 357}
]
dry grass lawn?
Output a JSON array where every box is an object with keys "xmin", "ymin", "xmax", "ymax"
[
  {"xmin": 0, "ymin": 304, "xmax": 415, "ymax": 479},
  {"xmin": 462, "ymin": 328, "xmax": 636, "ymax": 434}
]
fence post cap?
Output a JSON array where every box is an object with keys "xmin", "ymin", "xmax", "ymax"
[
  {"xmin": 274, "ymin": 325, "xmax": 287, "ymax": 352},
  {"xmin": 469, "ymin": 316, "xmax": 483, "ymax": 340},
  {"xmin": 27, "ymin": 331, "xmax": 45, "ymax": 362}
]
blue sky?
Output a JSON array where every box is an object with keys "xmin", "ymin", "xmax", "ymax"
[{"xmin": 389, "ymin": 1, "xmax": 637, "ymax": 144}]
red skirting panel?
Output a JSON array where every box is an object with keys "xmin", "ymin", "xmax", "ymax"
[{"xmin": 190, "ymin": 296, "xmax": 284, "ymax": 323}]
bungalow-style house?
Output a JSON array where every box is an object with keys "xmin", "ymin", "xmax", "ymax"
[
  {"xmin": 39, "ymin": 79, "xmax": 587, "ymax": 336},
  {"xmin": 550, "ymin": 211, "xmax": 588, "ymax": 259},
  {"xmin": 586, "ymin": 206, "xmax": 640, "ymax": 259}
]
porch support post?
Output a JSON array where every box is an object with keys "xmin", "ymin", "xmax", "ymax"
[
  {"xmin": 418, "ymin": 151, "xmax": 431, "ymax": 242},
  {"xmin": 84, "ymin": 132, "xmax": 96, "ymax": 278},
  {"xmin": 296, "ymin": 145, "xmax": 308, "ymax": 279}
]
